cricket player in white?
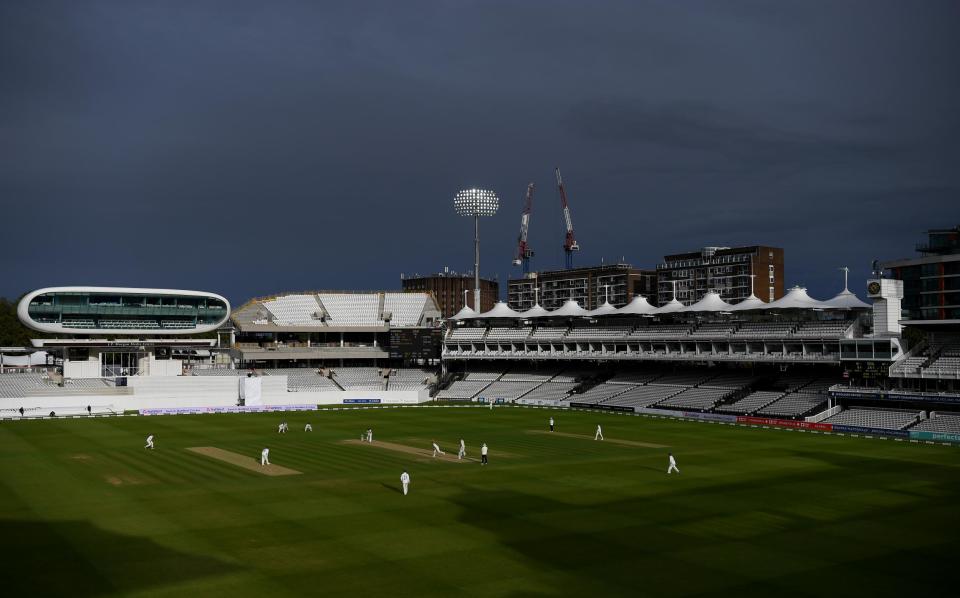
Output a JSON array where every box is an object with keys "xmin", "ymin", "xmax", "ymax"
[
  {"xmin": 458, "ymin": 438, "xmax": 466, "ymax": 460},
  {"xmin": 144, "ymin": 434, "xmax": 154, "ymax": 450},
  {"xmin": 304, "ymin": 423, "xmax": 313, "ymax": 432},
  {"xmin": 480, "ymin": 443, "xmax": 488, "ymax": 465},
  {"xmin": 366, "ymin": 428, "xmax": 373, "ymax": 443},
  {"xmin": 549, "ymin": 417, "xmax": 555, "ymax": 432},
  {"xmin": 400, "ymin": 470, "xmax": 410, "ymax": 495},
  {"xmin": 488, "ymin": 398, "xmax": 494, "ymax": 410},
  {"xmin": 278, "ymin": 423, "xmax": 285, "ymax": 434},
  {"xmin": 432, "ymin": 441, "xmax": 445, "ymax": 457},
  {"xmin": 595, "ymin": 424, "xmax": 603, "ymax": 440},
  {"xmin": 261, "ymin": 447, "xmax": 270, "ymax": 466},
  {"xmin": 667, "ymin": 453, "xmax": 680, "ymax": 474}
]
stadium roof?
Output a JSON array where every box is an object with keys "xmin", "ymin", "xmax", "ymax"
[
  {"xmin": 727, "ymin": 294, "xmax": 767, "ymax": 311},
  {"xmin": 588, "ymin": 301, "xmax": 618, "ymax": 316},
  {"xmin": 763, "ymin": 286, "xmax": 829, "ymax": 310},
  {"xmin": 615, "ymin": 296, "xmax": 657, "ymax": 315},
  {"xmin": 549, "ymin": 300, "xmax": 590, "ymax": 317},
  {"xmin": 518, "ymin": 304, "xmax": 550, "ymax": 318},
  {"xmin": 681, "ymin": 291, "xmax": 733, "ymax": 313},
  {"xmin": 450, "ymin": 305, "xmax": 476, "ymax": 320},
  {"xmin": 473, "ymin": 301, "xmax": 521, "ymax": 319},
  {"xmin": 653, "ymin": 299, "xmax": 686, "ymax": 314},
  {"xmin": 822, "ymin": 288, "xmax": 871, "ymax": 309}
]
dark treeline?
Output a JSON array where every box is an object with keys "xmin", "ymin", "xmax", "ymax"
[{"xmin": 0, "ymin": 297, "xmax": 33, "ymax": 347}]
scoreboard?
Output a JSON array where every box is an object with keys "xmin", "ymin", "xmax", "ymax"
[{"xmin": 389, "ymin": 328, "xmax": 442, "ymax": 362}]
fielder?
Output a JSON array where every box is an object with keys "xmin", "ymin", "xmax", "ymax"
[
  {"xmin": 304, "ymin": 423, "xmax": 313, "ymax": 432},
  {"xmin": 400, "ymin": 470, "xmax": 410, "ymax": 496},
  {"xmin": 432, "ymin": 440, "xmax": 445, "ymax": 457},
  {"xmin": 458, "ymin": 438, "xmax": 466, "ymax": 460},
  {"xmin": 480, "ymin": 443, "xmax": 488, "ymax": 465},
  {"xmin": 144, "ymin": 434, "xmax": 155, "ymax": 450},
  {"xmin": 667, "ymin": 453, "xmax": 680, "ymax": 475},
  {"xmin": 595, "ymin": 424, "xmax": 603, "ymax": 440},
  {"xmin": 261, "ymin": 447, "xmax": 270, "ymax": 466},
  {"xmin": 549, "ymin": 416, "xmax": 555, "ymax": 432},
  {"xmin": 488, "ymin": 398, "xmax": 494, "ymax": 410},
  {"xmin": 366, "ymin": 428, "xmax": 373, "ymax": 443}
]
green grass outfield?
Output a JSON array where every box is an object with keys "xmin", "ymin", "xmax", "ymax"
[{"xmin": 1, "ymin": 406, "xmax": 958, "ymax": 597}]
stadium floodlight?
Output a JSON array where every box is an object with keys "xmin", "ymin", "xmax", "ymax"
[{"xmin": 454, "ymin": 188, "xmax": 499, "ymax": 312}]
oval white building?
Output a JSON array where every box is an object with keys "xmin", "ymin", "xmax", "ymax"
[{"xmin": 17, "ymin": 287, "xmax": 231, "ymax": 335}]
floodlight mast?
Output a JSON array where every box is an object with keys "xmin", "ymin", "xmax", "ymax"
[{"xmin": 454, "ymin": 188, "xmax": 500, "ymax": 312}]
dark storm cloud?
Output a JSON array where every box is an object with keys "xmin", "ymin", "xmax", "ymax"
[{"xmin": 1, "ymin": 0, "xmax": 958, "ymax": 304}]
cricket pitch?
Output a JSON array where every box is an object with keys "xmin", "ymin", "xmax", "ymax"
[{"xmin": 186, "ymin": 446, "xmax": 302, "ymax": 476}]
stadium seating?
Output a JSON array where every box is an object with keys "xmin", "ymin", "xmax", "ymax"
[
  {"xmin": 731, "ymin": 322, "xmax": 796, "ymax": 337},
  {"xmin": 436, "ymin": 380, "xmax": 491, "ymax": 400},
  {"xmin": 690, "ymin": 323, "xmax": 737, "ymax": 338},
  {"xmin": 478, "ymin": 381, "xmax": 540, "ymax": 400},
  {"xmin": 911, "ymin": 413, "xmax": 960, "ymax": 434},
  {"xmin": 756, "ymin": 393, "xmax": 826, "ymax": 417},
  {"xmin": 448, "ymin": 328, "xmax": 487, "ymax": 341},
  {"xmin": 700, "ymin": 372, "xmax": 758, "ymax": 389},
  {"xmin": 317, "ymin": 294, "xmax": 381, "ymax": 326},
  {"xmin": 529, "ymin": 327, "xmax": 568, "ymax": 340},
  {"xmin": 550, "ymin": 370, "xmax": 589, "ymax": 383},
  {"xmin": 657, "ymin": 387, "xmax": 730, "ymax": 410},
  {"xmin": 500, "ymin": 369, "xmax": 559, "ymax": 382},
  {"xmin": 485, "ymin": 327, "xmax": 532, "ymax": 341},
  {"xmin": 627, "ymin": 324, "xmax": 691, "ymax": 339},
  {"xmin": 716, "ymin": 390, "xmax": 784, "ymax": 414},
  {"xmin": 566, "ymin": 383, "xmax": 636, "ymax": 404},
  {"xmin": 602, "ymin": 385, "xmax": 682, "ymax": 408},
  {"xmin": 382, "ymin": 293, "xmax": 427, "ymax": 326},
  {"xmin": 649, "ymin": 370, "xmax": 715, "ymax": 387},
  {"xmin": 264, "ymin": 369, "xmax": 340, "ymax": 392},
  {"xmin": 566, "ymin": 327, "xmax": 632, "ymax": 339},
  {"xmin": 386, "ymin": 368, "xmax": 433, "ymax": 391},
  {"xmin": 792, "ymin": 320, "xmax": 853, "ymax": 338},
  {"xmin": 607, "ymin": 371, "xmax": 662, "ymax": 385},
  {"xmin": 263, "ymin": 294, "xmax": 324, "ymax": 326},
  {"xmin": 464, "ymin": 370, "xmax": 503, "ymax": 381},
  {"xmin": 520, "ymin": 382, "xmax": 577, "ymax": 402},
  {"xmin": 823, "ymin": 408, "xmax": 919, "ymax": 430},
  {"xmin": 331, "ymin": 367, "xmax": 384, "ymax": 391}
]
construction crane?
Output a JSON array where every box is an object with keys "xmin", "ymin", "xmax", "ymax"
[
  {"xmin": 555, "ymin": 167, "xmax": 580, "ymax": 269},
  {"xmin": 512, "ymin": 183, "xmax": 535, "ymax": 274}
]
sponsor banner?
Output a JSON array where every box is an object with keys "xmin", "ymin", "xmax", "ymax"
[
  {"xmin": 635, "ymin": 407, "xmax": 684, "ymax": 418},
  {"xmin": 910, "ymin": 431, "xmax": 960, "ymax": 443},
  {"xmin": 682, "ymin": 411, "xmax": 739, "ymax": 423},
  {"xmin": 829, "ymin": 424, "xmax": 910, "ymax": 438},
  {"xmin": 737, "ymin": 416, "xmax": 833, "ymax": 432},
  {"xmin": 343, "ymin": 398, "xmax": 381, "ymax": 404},
  {"xmin": 140, "ymin": 404, "xmax": 318, "ymax": 416},
  {"xmin": 569, "ymin": 402, "xmax": 636, "ymax": 413}
]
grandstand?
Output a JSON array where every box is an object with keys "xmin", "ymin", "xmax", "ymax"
[
  {"xmin": 823, "ymin": 408, "xmax": 920, "ymax": 431},
  {"xmin": 911, "ymin": 412, "xmax": 960, "ymax": 434},
  {"xmin": 756, "ymin": 393, "xmax": 826, "ymax": 418}
]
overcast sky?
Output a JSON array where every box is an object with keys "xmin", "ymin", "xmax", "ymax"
[{"xmin": 1, "ymin": 0, "xmax": 957, "ymax": 305}]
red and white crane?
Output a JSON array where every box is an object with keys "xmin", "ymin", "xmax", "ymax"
[
  {"xmin": 555, "ymin": 167, "xmax": 580, "ymax": 269},
  {"xmin": 512, "ymin": 183, "xmax": 536, "ymax": 274}
]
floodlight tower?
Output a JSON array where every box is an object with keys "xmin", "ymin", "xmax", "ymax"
[{"xmin": 454, "ymin": 188, "xmax": 500, "ymax": 311}]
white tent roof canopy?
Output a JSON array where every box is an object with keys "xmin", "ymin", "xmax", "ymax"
[
  {"xmin": 614, "ymin": 295, "xmax": 657, "ymax": 315},
  {"xmin": 547, "ymin": 299, "xmax": 590, "ymax": 318},
  {"xmin": 761, "ymin": 286, "xmax": 829, "ymax": 310},
  {"xmin": 587, "ymin": 301, "xmax": 617, "ymax": 316},
  {"xmin": 727, "ymin": 294, "xmax": 767, "ymax": 312},
  {"xmin": 822, "ymin": 289, "xmax": 871, "ymax": 309},
  {"xmin": 681, "ymin": 291, "xmax": 733, "ymax": 313},
  {"xmin": 472, "ymin": 301, "xmax": 522, "ymax": 319},
  {"xmin": 518, "ymin": 304, "xmax": 550, "ymax": 318},
  {"xmin": 653, "ymin": 298, "xmax": 685, "ymax": 314},
  {"xmin": 449, "ymin": 305, "xmax": 476, "ymax": 320}
]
